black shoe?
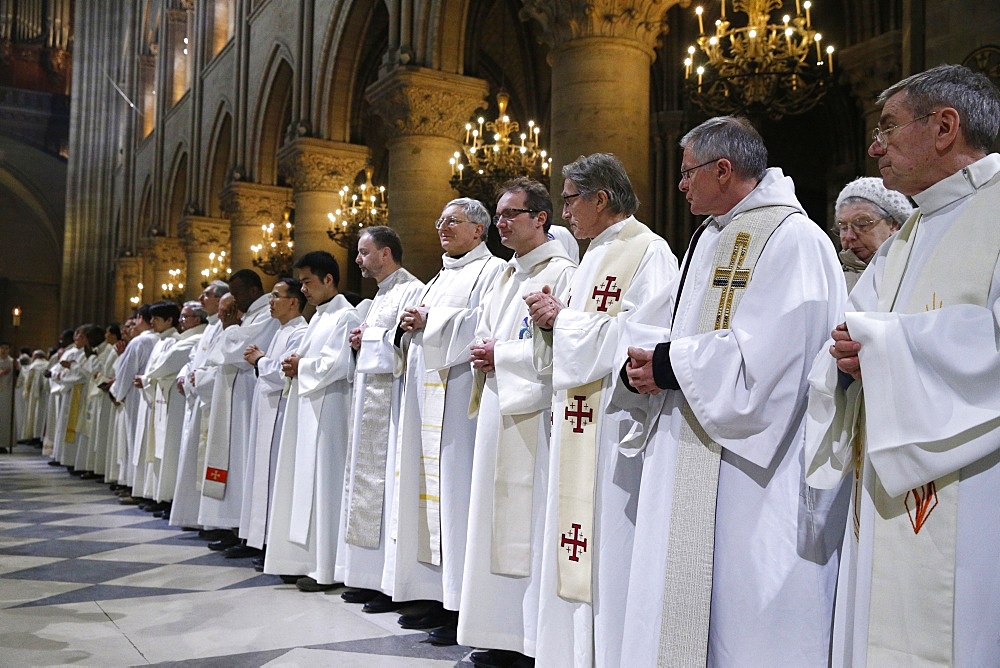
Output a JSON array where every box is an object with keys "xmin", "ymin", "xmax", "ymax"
[
  {"xmin": 425, "ymin": 625, "xmax": 458, "ymax": 646},
  {"xmin": 223, "ymin": 544, "xmax": 263, "ymax": 559},
  {"xmin": 198, "ymin": 529, "xmax": 233, "ymax": 541},
  {"xmin": 279, "ymin": 574, "xmax": 304, "ymax": 584},
  {"xmin": 208, "ymin": 535, "xmax": 239, "ymax": 551},
  {"xmin": 252, "ymin": 556, "xmax": 265, "ymax": 572},
  {"xmin": 470, "ymin": 649, "xmax": 535, "ymax": 667},
  {"xmin": 399, "ymin": 606, "xmax": 456, "ymax": 630},
  {"xmin": 48, "ymin": 460, "xmax": 62, "ymax": 466},
  {"xmin": 341, "ymin": 588, "xmax": 380, "ymax": 604},
  {"xmin": 295, "ymin": 576, "xmax": 339, "ymax": 592},
  {"xmin": 118, "ymin": 495, "xmax": 142, "ymax": 505},
  {"xmin": 397, "ymin": 601, "xmax": 444, "ymax": 627},
  {"xmin": 79, "ymin": 471, "xmax": 99, "ymax": 479},
  {"xmin": 362, "ymin": 593, "xmax": 401, "ymax": 613}
]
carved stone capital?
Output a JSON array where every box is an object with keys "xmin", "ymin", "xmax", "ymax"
[
  {"xmin": 839, "ymin": 31, "xmax": 904, "ymax": 117},
  {"xmin": 219, "ymin": 182, "xmax": 294, "ymax": 228},
  {"xmin": 148, "ymin": 236, "xmax": 187, "ymax": 268},
  {"xmin": 178, "ymin": 216, "xmax": 230, "ymax": 250},
  {"xmin": 276, "ymin": 138, "xmax": 370, "ymax": 193},
  {"xmin": 116, "ymin": 256, "xmax": 144, "ymax": 283},
  {"xmin": 366, "ymin": 67, "xmax": 489, "ymax": 141},
  {"xmin": 520, "ymin": 0, "xmax": 684, "ymax": 56}
]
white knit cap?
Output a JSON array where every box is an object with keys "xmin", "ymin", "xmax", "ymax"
[{"xmin": 835, "ymin": 177, "xmax": 914, "ymax": 225}]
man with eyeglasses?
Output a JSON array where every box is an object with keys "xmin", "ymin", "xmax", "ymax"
[
  {"xmin": 523, "ymin": 153, "xmax": 678, "ymax": 666},
  {"xmin": 386, "ymin": 198, "xmax": 505, "ymax": 643},
  {"xmin": 807, "ymin": 64, "xmax": 1000, "ymax": 666},
  {"xmin": 620, "ymin": 116, "xmax": 847, "ymax": 666},
  {"xmin": 337, "ymin": 226, "xmax": 423, "ymax": 611},
  {"xmin": 238, "ymin": 278, "xmax": 307, "ymax": 564}
]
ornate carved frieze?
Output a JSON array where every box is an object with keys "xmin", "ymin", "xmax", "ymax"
[
  {"xmin": 276, "ymin": 138, "xmax": 370, "ymax": 193},
  {"xmin": 519, "ymin": 0, "xmax": 683, "ymax": 55},
  {"xmin": 366, "ymin": 67, "xmax": 489, "ymax": 141},
  {"xmin": 219, "ymin": 182, "xmax": 294, "ymax": 228},
  {"xmin": 148, "ymin": 236, "xmax": 187, "ymax": 268},
  {"xmin": 178, "ymin": 216, "xmax": 230, "ymax": 250}
]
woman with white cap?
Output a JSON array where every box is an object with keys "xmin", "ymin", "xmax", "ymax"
[{"xmin": 833, "ymin": 176, "xmax": 914, "ymax": 291}]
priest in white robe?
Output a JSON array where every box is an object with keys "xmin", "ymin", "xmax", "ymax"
[
  {"xmin": 806, "ymin": 65, "xmax": 1000, "ymax": 667},
  {"xmin": 20, "ymin": 350, "xmax": 49, "ymax": 444},
  {"xmin": 388, "ymin": 199, "xmax": 505, "ymax": 633},
  {"xmin": 111, "ymin": 308, "xmax": 158, "ymax": 491},
  {"xmin": 198, "ymin": 272, "xmax": 279, "ymax": 535},
  {"xmin": 453, "ymin": 179, "xmax": 576, "ymax": 662},
  {"xmin": 0, "ymin": 343, "xmax": 17, "ymax": 452},
  {"xmin": 264, "ymin": 251, "xmax": 359, "ymax": 588},
  {"xmin": 42, "ymin": 330, "xmax": 74, "ymax": 457},
  {"xmin": 84, "ymin": 326, "xmax": 119, "ymax": 477},
  {"xmin": 620, "ymin": 117, "xmax": 848, "ymax": 667},
  {"xmin": 52, "ymin": 327, "xmax": 91, "ymax": 467},
  {"xmin": 239, "ymin": 278, "xmax": 307, "ymax": 550},
  {"xmin": 335, "ymin": 227, "xmax": 423, "ymax": 605},
  {"xmin": 170, "ymin": 281, "xmax": 227, "ymax": 528},
  {"xmin": 524, "ymin": 153, "xmax": 678, "ymax": 666}
]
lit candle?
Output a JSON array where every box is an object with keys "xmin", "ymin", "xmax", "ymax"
[
  {"xmin": 12, "ymin": 307, "xmax": 21, "ymax": 327},
  {"xmin": 795, "ymin": 0, "xmax": 801, "ymax": 15},
  {"xmin": 814, "ymin": 33, "xmax": 822, "ymax": 61},
  {"xmin": 826, "ymin": 45, "xmax": 835, "ymax": 73},
  {"xmin": 465, "ymin": 123, "xmax": 471, "ymax": 144},
  {"xmin": 803, "ymin": 0, "xmax": 811, "ymax": 27},
  {"xmin": 695, "ymin": 6, "xmax": 704, "ymax": 34},
  {"xmin": 720, "ymin": 0, "xmax": 725, "ymax": 19},
  {"xmin": 697, "ymin": 65, "xmax": 704, "ymax": 92}
]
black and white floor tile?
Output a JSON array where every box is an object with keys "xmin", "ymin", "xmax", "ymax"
[{"xmin": 0, "ymin": 449, "xmax": 474, "ymax": 666}]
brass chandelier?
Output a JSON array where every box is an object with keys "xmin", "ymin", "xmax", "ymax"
[
  {"xmin": 161, "ymin": 268, "xmax": 185, "ymax": 302},
  {"xmin": 449, "ymin": 90, "xmax": 552, "ymax": 205},
  {"xmin": 200, "ymin": 250, "xmax": 231, "ymax": 288},
  {"xmin": 683, "ymin": 0, "xmax": 835, "ymax": 119},
  {"xmin": 250, "ymin": 209, "xmax": 295, "ymax": 276},
  {"xmin": 326, "ymin": 168, "xmax": 389, "ymax": 249}
]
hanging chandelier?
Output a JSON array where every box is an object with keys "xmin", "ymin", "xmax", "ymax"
[
  {"xmin": 129, "ymin": 283, "xmax": 144, "ymax": 307},
  {"xmin": 161, "ymin": 269, "xmax": 184, "ymax": 302},
  {"xmin": 326, "ymin": 167, "xmax": 389, "ymax": 249},
  {"xmin": 250, "ymin": 209, "xmax": 295, "ymax": 276},
  {"xmin": 200, "ymin": 250, "xmax": 232, "ymax": 288},
  {"xmin": 682, "ymin": 0, "xmax": 835, "ymax": 119},
  {"xmin": 449, "ymin": 90, "xmax": 553, "ymax": 206}
]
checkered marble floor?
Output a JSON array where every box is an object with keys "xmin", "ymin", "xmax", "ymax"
[{"xmin": 0, "ymin": 449, "xmax": 474, "ymax": 666}]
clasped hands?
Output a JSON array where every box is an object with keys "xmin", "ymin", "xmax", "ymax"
[
  {"xmin": 399, "ymin": 306, "xmax": 428, "ymax": 333},
  {"xmin": 524, "ymin": 285, "xmax": 564, "ymax": 330},
  {"xmin": 829, "ymin": 322, "xmax": 862, "ymax": 380}
]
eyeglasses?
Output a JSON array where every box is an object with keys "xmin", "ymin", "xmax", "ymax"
[
  {"xmin": 679, "ymin": 158, "xmax": 720, "ymax": 182},
  {"xmin": 434, "ymin": 216, "xmax": 476, "ymax": 229},
  {"xmin": 871, "ymin": 111, "xmax": 936, "ymax": 149},
  {"xmin": 561, "ymin": 193, "xmax": 582, "ymax": 207},
  {"xmin": 831, "ymin": 217, "xmax": 890, "ymax": 235},
  {"xmin": 268, "ymin": 293, "xmax": 293, "ymax": 301},
  {"xmin": 493, "ymin": 208, "xmax": 538, "ymax": 224}
]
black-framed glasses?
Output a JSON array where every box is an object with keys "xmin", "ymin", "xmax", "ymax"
[
  {"xmin": 561, "ymin": 193, "xmax": 583, "ymax": 206},
  {"xmin": 679, "ymin": 158, "xmax": 720, "ymax": 182},
  {"xmin": 872, "ymin": 111, "xmax": 936, "ymax": 149},
  {"xmin": 831, "ymin": 217, "xmax": 890, "ymax": 235},
  {"xmin": 434, "ymin": 216, "xmax": 475, "ymax": 229},
  {"xmin": 493, "ymin": 208, "xmax": 538, "ymax": 224}
]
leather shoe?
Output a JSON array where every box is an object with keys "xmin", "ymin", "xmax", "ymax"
[
  {"xmin": 425, "ymin": 625, "xmax": 458, "ymax": 646},
  {"xmin": 295, "ymin": 576, "xmax": 339, "ymax": 592},
  {"xmin": 198, "ymin": 529, "xmax": 233, "ymax": 541},
  {"xmin": 118, "ymin": 495, "xmax": 142, "ymax": 505},
  {"xmin": 223, "ymin": 544, "xmax": 263, "ymax": 559},
  {"xmin": 279, "ymin": 574, "xmax": 304, "ymax": 584},
  {"xmin": 79, "ymin": 471, "xmax": 99, "ymax": 479},
  {"xmin": 341, "ymin": 588, "xmax": 380, "ymax": 604},
  {"xmin": 399, "ymin": 607, "xmax": 456, "ymax": 630},
  {"xmin": 362, "ymin": 593, "xmax": 401, "ymax": 614},
  {"xmin": 252, "ymin": 556, "xmax": 265, "ymax": 571},
  {"xmin": 47, "ymin": 460, "xmax": 62, "ymax": 466},
  {"xmin": 208, "ymin": 536, "xmax": 239, "ymax": 551},
  {"xmin": 470, "ymin": 649, "xmax": 535, "ymax": 667}
]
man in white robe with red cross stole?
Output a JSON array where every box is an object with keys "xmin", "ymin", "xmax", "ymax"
[
  {"xmin": 525, "ymin": 153, "xmax": 678, "ymax": 667},
  {"xmin": 806, "ymin": 65, "xmax": 1000, "ymax": 667},
  {"xmin": 621, "ymin": 117, "xmax": 847, "ymax": 667}
]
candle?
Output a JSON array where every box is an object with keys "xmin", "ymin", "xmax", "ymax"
[
  {"xmin": 804, "ymin": 0, "xmax": 811, "ymax": 27},
  {"xmin": 696, "ymin": 6, "xmax": 704, "ymax": 34},
  {"xmin": 720, "ymin": 0, "xmax": 725, "ymax": 19},
  {"xmin": 795, "ymin": 0, "xmax": 801, "ymax": 15},
  {"xmin": 814, "ymin": 33, "xmax": 822, "ymax": 61},
  {"xmin": 12, "ymin": 307, "xmax": 20, "ymax": 327},
  {"xmin": 826, "ymin": 45, "xmax": 835, "ymax": 73}
]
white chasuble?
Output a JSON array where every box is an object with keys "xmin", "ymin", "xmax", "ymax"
[
  {"xmin": 456, "ymin": 240, "xmax": 576, "ymax": 657},
  {"xmin": 337, "ymin": 269, "xmax": 424, "ymax": 590},
  {"xmin": 806, "ymin": 154, "xmax": 1000, "ymax": 667},
  {"xmin": 84, "ymin": 343, "xmax": 117, "ymax": 475},
  {"xmin": 534, "ymin": 216, "xmax": 678, "ymax": 668},
  {"xmin": 264, "ymin": 295, "xmax": 359, "ymax": 585},
  {"xmin": 622, "ymin": 169, "xmax": 848, "ymax": 667},
  {"xmin": 109, "ymin": 330, "xmax": 157, "ymax": 486},
  {"xmin": 384, "ymin": 242, "xmax": 505, "ymax": 610},
  {"xmin": 22, "ymin": 358, "xmax": 49, "ymax": 442},
  {"xmin": 135, "ymin": 329, "xmax": 178, "ymax": 498},
  {"xmin": 240, "ymin": 316, "xmax": 306, "ymax": 548},
  {"xmin": 52, "ymin": 346, "xmax": 86, "ymax": 465}
]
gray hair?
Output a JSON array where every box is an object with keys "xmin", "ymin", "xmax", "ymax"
[
  {"xmin": 561, "ymin": 153, "xmax": 639, "ymax": 216},
  {"xmin": 183, "ymin": 300, "xmax": 209, "ymax": 324},
  {"xmin": 207, "ymin": 280, "xmax": 229, "ymax": 297},
  {"xmin": 878, "ymin": 64, "xmax": 1000, "ymax": 153},
  {"xmin": 445, "ymin": 197, "xmax": 491, "ymax": 240},
  {"xmin": 680, "ymin": 116, "xmax": 768, "ymax": 181}
]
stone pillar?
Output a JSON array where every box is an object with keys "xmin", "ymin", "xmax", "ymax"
[
  {"xmin": 114, "ymin": 255, "xmax": 144, "ymax": 322},
  {"xmin": 276, "ymin": 138, "xmax": 370, "ymax": 275},
  {"xmin": 366, "ymin": 67, "xmax": 489, "ymax": 281},
  {"xmin": 179, "ymin": 215, "xmax": 231, "ymax": 299},
  {"xmin": 521, "ymin": 1, "xmax": 682, "ymax": 224},
  {"xmin": 219, "ymin": 182, "xmax": 294, "ymax": 285}
]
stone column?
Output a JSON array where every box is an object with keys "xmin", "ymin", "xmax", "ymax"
[
  {"xmin": 114, "ymin": 255, "xmax": 144, "ymax": 322},
  {"xmin": 366, "ymin": 67, "xmax": 489, "ymax": 281},
  {"xmin": 179, "ymin": 215, "xmax": 231, "ymax": 299},
  {"xmin": 521, "ymin": 1, "xmax": 682, "ymax": 224},
  {"xmin": 219, "ymin": 181, "xmax": 294, "ymax": 284},
  {"xmin": 276, "ymin": 137, "xmax": 370, "ymax": 275}
]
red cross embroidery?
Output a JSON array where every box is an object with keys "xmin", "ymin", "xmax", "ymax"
[
  {"xmin": 592, "ymin": 276, "xmax": 621, "ymax": 312},
  {"xmin": 205, "ymin": 467, "xmax": 227, "ymax": 484},
  {"xmin": 564, "ymin": 395, "xmax": 593, "ymax": 433},
  {"xmin": 906, "ymin": 482, "xmax": 938, "ymax": 534},
  {"xmin": 561, "ymin": 523, "xmax": 588, "ymax": 562}
]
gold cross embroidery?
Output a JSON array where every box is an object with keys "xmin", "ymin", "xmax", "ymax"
[{"xmin": 712, "ymin": 232, "xmax": 752, "ymax": 329}]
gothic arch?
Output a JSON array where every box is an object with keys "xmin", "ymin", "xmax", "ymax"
[
  {"xmin": 203, "ymin": 104, "xmax": 233, "ymax": 217},
  {"xmin": 249, "ymin": 49, "xmax": 295, "ymax": 185},
  {"xmin": 164, "ymin": 145, "xmax": 189, "ymax": 236},
  {"xmin": 138, "ymin": 176, "xmax": 154, "ymax": 237}
]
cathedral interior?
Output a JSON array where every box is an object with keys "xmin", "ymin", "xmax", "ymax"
[{"xmin": 0, "ymin": 0, "xmax": 997, "ymax": 350}]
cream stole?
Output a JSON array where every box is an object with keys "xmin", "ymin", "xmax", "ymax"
[
  {"xmin": 657, "ymin": 206, "xmax": 790, "ymax": 666},
  {"xmin": 417, "ymin": 253, "xmax": 495, "ymax": 566},
  {"xmin": 556, "ymin": 219, "xmax": 659, "ymax": 603},
  {"xmin": 345, "ymin": 271, "xmax": 419, "ymax": 548},
  {"xmin": 861, "ymin": 173, "xmax": 1000, "ymax": 664}
]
